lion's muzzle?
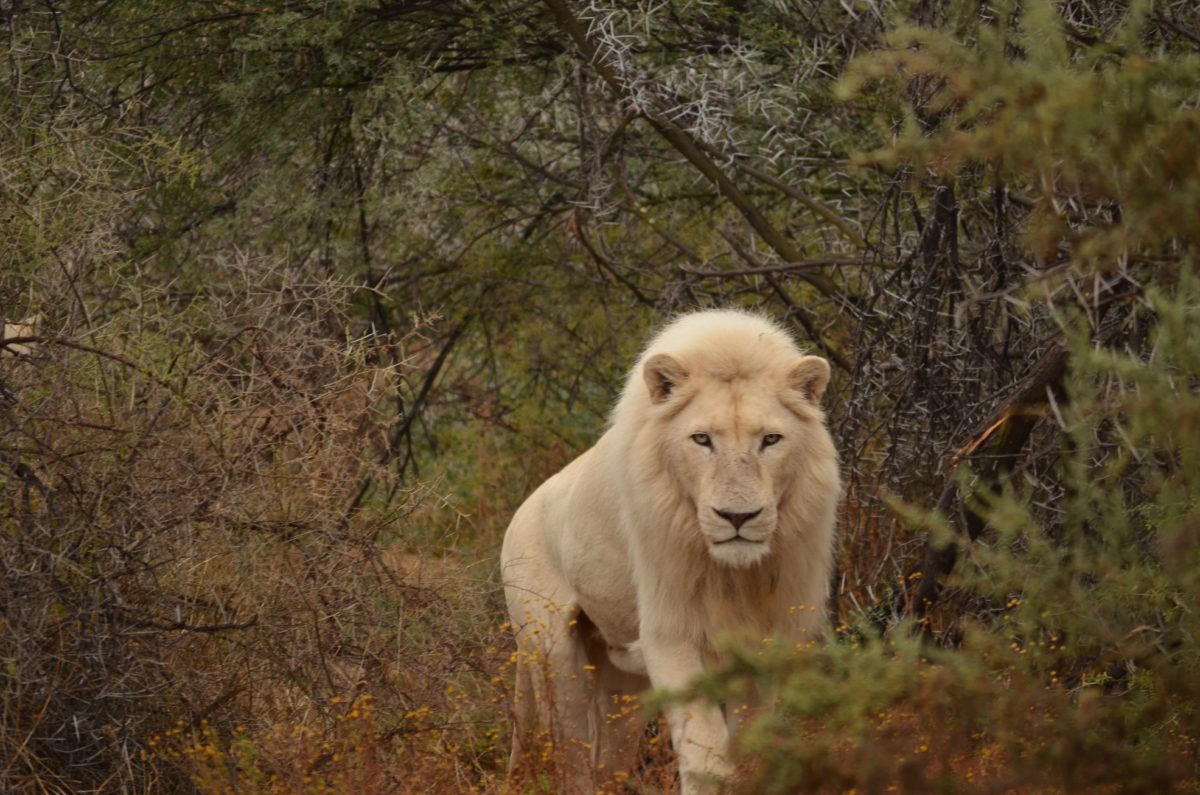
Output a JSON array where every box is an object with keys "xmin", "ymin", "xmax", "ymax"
[{"xmin": 712, "ymin": 507, "xmax": 762, "ymax": 529}]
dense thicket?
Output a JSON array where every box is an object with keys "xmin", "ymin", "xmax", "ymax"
[{"xmin": 3, "ymin": 1, "xmax": 1198, "ymax": 792}]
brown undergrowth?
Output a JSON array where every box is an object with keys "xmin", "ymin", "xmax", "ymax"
[
  {"xmin": 1, "ymin": 248, "xmax": 680, "ymax": 794},
  {"xmin": 0, "ymin": 257, "xmax": 510, "ymax": 793}
]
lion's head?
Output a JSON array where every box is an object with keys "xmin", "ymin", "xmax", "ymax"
[{"xmin": 623, "ymin": 311, "xmax": 836, "ymax": 569}]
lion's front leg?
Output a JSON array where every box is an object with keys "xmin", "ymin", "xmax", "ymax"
[
  {"xmin": 642, "ymin": 639, "xmax": 732, "ymax": 795},
  {"xmin": 507, "ymin": 592, "xmax": 596, "ymax": 794}
]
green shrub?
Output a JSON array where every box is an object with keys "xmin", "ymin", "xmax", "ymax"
[
  {"xmin": 706, "ymin": 274, "xmax": 1199, "ymax": 793},
  {"xmin": 689, "ymin": 3, "xmax": 1200, "ymax": 792}
]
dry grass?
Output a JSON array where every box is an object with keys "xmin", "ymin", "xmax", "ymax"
[{"xmin": 0, "ymin": 256, "xmax": 510, "ymax": 793}]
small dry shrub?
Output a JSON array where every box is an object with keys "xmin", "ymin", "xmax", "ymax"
[{"xmin": 1, "ymin": 255, "xmax": 510, "ymax": 793}]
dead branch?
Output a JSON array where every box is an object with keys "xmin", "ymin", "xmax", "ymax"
[
  {"xmin": 680, "ymin": 256, "xmax": 872, "ymax": 278},
  {"xmin": 909, "ymin": 344, "xmax": 1070, "ymax": 620}
]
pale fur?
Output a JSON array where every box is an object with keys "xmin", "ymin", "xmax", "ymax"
[
  {"xmin": 1, "ymin": 316, "xmax": 39, "ymax": 357},
  {"xmin": 501, "ymin": 309, "xmax": 840, "ymax": 794}
]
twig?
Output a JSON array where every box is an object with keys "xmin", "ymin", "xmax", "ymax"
[
  {"xmin": 680, "ymin": 256, "xmax": 872, "ymax": 278},
  {"xmin": 708, "ymin": 227, "xmax": 853, "ymax": 371},
  {"xmin": 1151, "ymin": 14, "xmax": 1200, "ymax": 49},
  {"xmin": 390, "ymin": 318, "xmax": 471, "ymax": 477},
  {"xmin": 567, "ymin": 209, "xmax": 657, "ymax": 307},
  {"xmin": 727, "ymin": 159, "xmax": 870, "ymax": 251},
  {"xmin": 127, "ymin": 615, "xmax": 259, "ymax": 634}
]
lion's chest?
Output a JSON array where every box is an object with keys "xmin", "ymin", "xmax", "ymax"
[{"xmin": 693, "ymin": 566, "xmax": 785, "ymax": 645}]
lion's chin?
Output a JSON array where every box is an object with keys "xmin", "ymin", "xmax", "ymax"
[{"xmin": 707, "ymin": 538, "xmax": 771, "ymax": 568}]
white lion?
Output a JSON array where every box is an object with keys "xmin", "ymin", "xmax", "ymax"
[{"xmin": 501, "ymin": 309, "xmax": 839, "ymax": 794}]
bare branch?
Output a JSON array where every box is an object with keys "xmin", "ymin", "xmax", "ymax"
[
  {"xmin": 680, "ymin": 256, "xmax": 872, "ymax": 278},
  {"xmin": 542, "ymin": 0, "xmax": 845, "ymax": 302}
]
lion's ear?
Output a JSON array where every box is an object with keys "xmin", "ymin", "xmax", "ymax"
[
  {"xmin": 643, "ymin": 353, "xmax": 689, "ymax": 404},
  {"xmin": 789, "ymin": 355, "xmax": 831, "ymax": 404}
]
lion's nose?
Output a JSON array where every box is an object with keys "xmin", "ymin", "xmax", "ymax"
[{"xmin": 713, "ymin": 508, "xmax": 762, "ymax": 529}]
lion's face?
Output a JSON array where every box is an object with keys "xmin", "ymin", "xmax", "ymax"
[{"xmin": 644, "ymin": 352, "xmax": 831, "ymax": 568}]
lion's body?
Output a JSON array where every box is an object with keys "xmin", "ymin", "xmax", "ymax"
[{"xmin": 501, "ymin": 310, "xmax": 840, "ymax": 794}]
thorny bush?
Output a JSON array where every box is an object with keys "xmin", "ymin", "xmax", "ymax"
[{"xmin": 1, "ymin": 257, "xmax": 506, "ymax": 793}]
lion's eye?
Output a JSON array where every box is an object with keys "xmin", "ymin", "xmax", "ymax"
[
  {"xmin": 690, "ymin": 432, "xmax": 712, "ymax": 447},
  {"xmin": 762, "ymin": 433, "xmax": 783, "ymax": 448}
]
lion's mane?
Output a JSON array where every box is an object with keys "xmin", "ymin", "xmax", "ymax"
[{"xmin": 606, "ymin": 309, "xmax": 839, "ymax": 645}]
